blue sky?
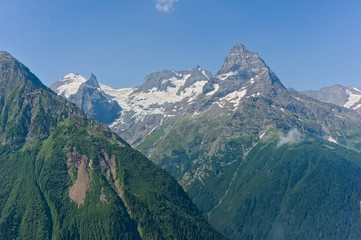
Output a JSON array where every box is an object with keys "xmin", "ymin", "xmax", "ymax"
[{"xmin": 0, "ymin": 0, "xmax": 360, "ymax": 90}]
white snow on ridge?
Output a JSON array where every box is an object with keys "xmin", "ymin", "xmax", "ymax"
[
  {"xmin": 292, "ymin": 96, "xmax": 302, "ymax": 101},
  {"xmin": 248, "ymin": 92, "xmax": 261, "ymax": 98},
  {"xmin": 57, "ymin": 73, "xmax": 87, "ymax": 98},
  {"xmin": 354, "ymin": 104, "xmax": 361, "ymax": 110},
  {"xmin": 206, "ymin": 84, "xmax": 219, "ymax": 96},
  {"xmin": 217, "ymin": 71, "xmax": 238, "ymax": 81},
  {"xmin": 100, "ymin": 84, "xmax": 134, "ymax": 111},
  {"xmin": 352, "ymin": 87, "xmax": 361, "ymax": 93},
  {"xmin": 202, "ymin": 70, "xmax": 210, "ymax": 79},
  {"xmin": 172, "ymin": 71, "xmax": 182, "ymax": 77},
  {"xmin": 101, "ymin": 75, "xmax": 208, "ymax": 124},
  {"xmin": 272, "ymin": 105, "xmax": 286, "ymax": 113},
  {"xmin": 344, "ymin": 89, "xmax": 361, "ymax": 109},
  {"xmin": 220, "ymin": 89, "xmax": 247, "ymax": 108}
]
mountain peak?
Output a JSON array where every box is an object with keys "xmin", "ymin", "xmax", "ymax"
[
  {"xmin": 51, "ymin": 73, "xmax": 87, "ymax": 98},
  {"xmin": 217, "ymin": 43, "xmax": 264, "ymax": 75},
  {"xmin": 192, "ymin": 65, "xmax": 201, "ymax": 71},
  {"xmin": 0, "ymin": 51, "xmax": 45, "ymax": 94},
  {"xmin": 61, "ymin": 73, "xmax": 85, "ymax": 81},
  {"xmin": 0, "ymin": 51, "xmax": 21, "ymax": 66},
  {"xmin": 229, "ymin": 43, "xmax": 250, "ymax": 55},
  {"xmin": 0, "ymin": 51, "xmax": 12, "ymax": 58},
  {"xmin": 86, "ymin": 73, "xmax": 101, "ymax": 88}
]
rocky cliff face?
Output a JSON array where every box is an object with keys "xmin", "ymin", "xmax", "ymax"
[
  {"xmin": 51, "ymin": 73, "xmax": 122, "ymax": 124},
  {"xmin": 302, "ymin": 85, "xmax": 361, "ymax": 114}
]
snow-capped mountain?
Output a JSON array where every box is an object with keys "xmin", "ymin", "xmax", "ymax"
[
  {"xmin": 50, "ymin": 43, "xmax": 361, "ymax": 240},
  {"xmin": 79, "ymin": 44, "xmax": 288, "ymax": 145},
  {"xmin": 302, "ymin": 85, "xmax": 361, "ymax": 113},
  {"xmin": 51, "ymin": 73, "xmax": 121, "ymax": 124},
  {"xmin": 50, "ymin": 73, "xmax": 87, "ymax": 98}
]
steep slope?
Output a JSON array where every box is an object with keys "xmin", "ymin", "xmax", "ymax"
[
  {"xmin": 0, "ymin": 51, "xmax": 224, "ymax": 240},
  {"xmin": 302, "ymin": 84, "xmax": 361, "ymax": 114},
  {"xmin": 51, "ymin": 44, "xmax": 361, "ymax": 239},
  {"xmin": 208, "ymin": 130, "xmax": 361, "ymax": 239},
  {"xmin": 133, "ymin": 44, "xmax": 361, "ymax": 239},
  {"xmin": 51, "ymin": 73, "xmax": 122, "ymax": 124}
]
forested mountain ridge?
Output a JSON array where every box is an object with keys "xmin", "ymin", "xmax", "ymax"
[{"xmin": 0, "ymin": 51, "xmax": 225, "ymax": 239}]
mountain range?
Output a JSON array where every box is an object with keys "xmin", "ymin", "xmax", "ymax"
[
  {"xmin": 302, "ymin": 85, "xmax": 361, "ymax": 114},
  {"xmin": 0, "ymin": 51, "xmax": 224, "ymax": 239},
  {"xmin": 51, "ymin": 43, "xmax": 361, "ymax": 239}
]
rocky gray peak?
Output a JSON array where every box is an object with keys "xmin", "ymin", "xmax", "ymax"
[
  {"xmin": 178, "ymin": 66, "xmax": 213, "ymax": 92},
  {"xmin": 213, "ymin": 44, "xmax": 286, "ymax": 98},
  {"xmin": 0, "ymin": 51, "xmax": 45, "ymax": 95},
  {"xmin": 0, "ymin": 51, "xmax": 13, "ymax": 60},
  {"xmin": 302, "ymin": 85, "xmax": 349, "ymax": 105},
  {"xmin": 136, "ymin": 70, "xmax": 180, "ymax": 92},
  {"xmin": 217, "ymin": 43, "xmax": 267, "ymax": 77},
  {"xmin": 69, "ymin": 73, "xmax": 122, "ymax": 124},
  {"xmin": 189, "ymin": 65, "xmax": 212, "ymax": 79},
  {"xmin": 302, "ymin": 85, "xmax": 361, "ymax": 112},
  {"xmin": 136, "ymin": 66, "xmax": 213, "ymax": 93},
  {"xmin": 50, "ymin": 73, "xmax": 87, "ymax": 98},
  {"xmin": 217, "ymin": 43, "xmax": 266, "ymax": 75},
  {"xmin": 86, "ymin": 73, "xmax": 101, "ymax": 88}
]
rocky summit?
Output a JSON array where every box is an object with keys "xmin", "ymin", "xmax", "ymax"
[
  {"xmin": 52, "ymin": 43, "xmax": 361, "ymax": 239},
  {"xmin": 302, "ymin": 84, "xmax": 361, "ymax": 114},
  {"xmin": 51, "ymin": 73, "xmax": 122, "ymax": 124}
]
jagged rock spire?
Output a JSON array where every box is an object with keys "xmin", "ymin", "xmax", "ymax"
[
  {"xmin": 86, "ymin": 73, "xmax": 101, "ymax": 88},
  {"xmin": 217, "ymin": 43, "xmax": 265, "ymax": 75}
]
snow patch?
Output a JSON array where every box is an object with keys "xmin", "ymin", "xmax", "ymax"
[
  {"xmin": 344, "ymin": 89, "xmax": 361, "ymax": 108},
  {"xmin": 292, "ymin": 96, "xmax": 302, "ymax": 101},
  {"xmin": 57, "ymin": 73, "xmax": 87, "ymax": 98},
  {"xmin": 334, "ymin": 114, "xmax": 344, "ymax": 119},
  {"xmin": 213, "ymin": 102, "xmax": 223, "ymax": 108},
  {"xmin": 259, "ymin": 132, "xmax": 266, "ymax": 139},
  {"xmin": 172, "ymin": 71, "xmax": 182, "ymax": 77},
  {"xmin": 206, "ymin": 84, "xmax": 219, "ymax": 96},
  {"xmin": 327, "ymin": 136, "xmax": 337, "ymax": 144},
  {"xmin": 220, "ymin": 89, "xmax": 247, "ymax": 108},
  {"xmin": 217, "ymin": 71, "xmax": 238, "ymax": 80},
  {"xmin": 202, "ymin": 70, "xmax": 210, "ymax": 79},
  {"xmin": 102, "ymin": 75, "xmax": 207, "ymax": 125},
  {"xmin": 248, "ymin": 92, "xmax": 261, "ymax": 98},
  {"xmin": 354, "ymin": 104, "xmax": 361, "ymax": 110},
  {"xmin": 272, "ymin": 105, "xmax": 286, "ymax": 113},
  {"xmin": 352, "ymin": 87, "xmax": 361, "ymax": 93}
]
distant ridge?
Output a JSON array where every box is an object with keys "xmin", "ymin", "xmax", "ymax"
[{"xmin": 302, "ymin": 84, "xmax": 361, "ymax": 113}]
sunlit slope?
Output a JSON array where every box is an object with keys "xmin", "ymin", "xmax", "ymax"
[{"xmin": 209, "ymin": 132, "xmax": 361, "ymax": 239}]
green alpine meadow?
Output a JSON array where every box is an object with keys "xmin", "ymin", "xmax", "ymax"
[{"xmin": 0, "ymin": 52, "xmax": 225, "ymax": 239}]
